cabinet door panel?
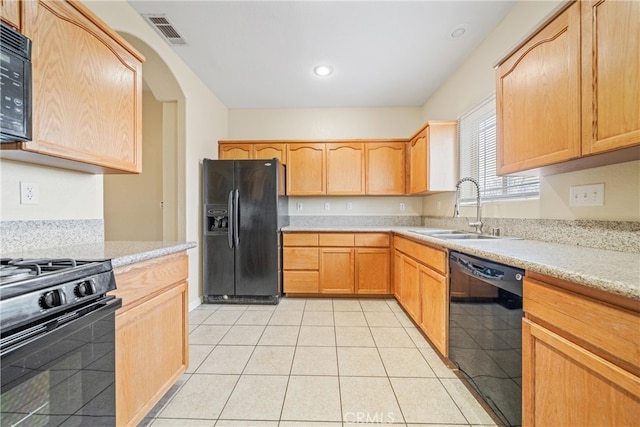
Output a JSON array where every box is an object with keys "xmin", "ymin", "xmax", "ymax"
[
  {"xmin": 582, "ymin": 0, "xmax": 640, "ymax": 154},
  {"xmin": 319, "ymin": 233, "xmax": 355, "ymax": 247},
  {"xmin": 497, "ymin": 3, "xmax": 581, "ymax": 175},
  {"xmin": 356, "ymin": 248, "xmax": 390, "ymax": 294},
  {"xmin": 283, "ymin": 233, "xmax": 319, "ymax": 246},
  {"xmin": 24, "ymin": 0, "xmax": 142, "ymax": 172},
  {"xmin": 116, "ymin": 282, "xmax": 188, "ymax": 426},
  {"xmin": 284, "ymin": 271, "xmax": 319, "ymax": 293},
  {"xmin": 254, "ymin": 143, "xmax": 287, "ymax": 164},
  {"xmin": 393, "ymin": 250, "xmax": 403, "ymax": 300},
  {"xmin": 366, "ymin": 142, "xmax": 405, "ymax": 195},
  {"xmin": 523, "ymin": 320, "xmax": 640, "ymax": 426},
  {"xmin": 409, "ymin": 132, "xmax": 427, "ymax": 194},
  {"xmin": 326, "ymin": 142, "xmax": 364, "ymax": 195},
  {"xmin": 1, "ymin": 0, "xmax": 21, "ymax": 29},
  {"xmin": 420, "ymin": 265, "xmax": 447, "ymax": 356},
  {"xmin": 283, "ymin": 247, "xmax": 319, "ymax": 270},
  {"xmin": 287, "ymin": 143, "xmax": 325, "ymax": 195},
  {"xmin": 319, "ymin": 248, "xmax": 354, "ymax": 294},
  {"xmin": 219, "ymin": 144, "xmax": 252, "ymax": 160},
  {"xmin": 354, "ymin": 233, "xmax": 390, "ymax": 247},
  {"xmin": 400, "ymin": 255, "xmax": 421, "ymax": 322}
]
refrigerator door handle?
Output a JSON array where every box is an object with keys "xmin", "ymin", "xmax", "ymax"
[
  {"xmin": 233, "ymin": 189, "xmax": 240, "ymax": 247},
  {"xmin": 227, "ymin": 190, "xmax": 234, "ymax": 249}
]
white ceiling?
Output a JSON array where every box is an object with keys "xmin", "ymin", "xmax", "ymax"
[{"xmin": 127, "ymin": 1, "xmax": 515, "ymax": 109}]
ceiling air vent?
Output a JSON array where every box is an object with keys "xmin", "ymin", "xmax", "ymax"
[{"xmin": 142, "ymin": 14, "xmax": 187, "ymax": 46}]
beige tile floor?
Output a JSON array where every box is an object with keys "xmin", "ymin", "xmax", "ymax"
[{"xmin": 142, "ymin": 297, "xmax": 499, "ymax": 427}]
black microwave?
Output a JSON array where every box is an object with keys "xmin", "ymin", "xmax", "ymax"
[{"xmin": 0, "ymin": 22, "xmax": 32, "ymax": 143}]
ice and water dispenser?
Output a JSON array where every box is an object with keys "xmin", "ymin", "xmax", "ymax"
[{"xmin": 205, "ymin": 205, "xmax": 229, "ymax": 234}]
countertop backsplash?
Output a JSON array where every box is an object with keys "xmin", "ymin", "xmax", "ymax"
[
  {"xmin": 422, "ymin": 216, "xmax": 640, "ymax": 254},
  {"xmin": 0, "ymin": 220, "xmax": 105, "ymax": 254},
  {"xmin": 289, "ymin": 215, "xmax": 422, "ymax": 227},
  {"xmin": 2, "ymin": 216, "xmax": 637, "ymax": 255}
]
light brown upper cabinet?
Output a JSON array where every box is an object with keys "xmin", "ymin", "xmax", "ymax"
[
  {"xmin": 407, "ymin": 121, "xmax": 458, "ymax": 195},
  {"xmin": 581, "ymin": 0, "xmax": 640, "ymax": 155},
  {"xmin": 366, "ymin": 142, "xmax": 405, "ymax": 195},
  {"xmin": 1, "ymin": 0, "xmax": 144, "ymax": 173},
  {"xmin": 496, "ymin": 0, "xmax": 639, "ymax": 176},
  {"xmin": 326, "ymin": 142, "xmax": 365, "ymax": 195},
  {"xmin": 286, "ymin": 143, "xmax": 326, "ymax": 195},
  {"xmin": 218, "ymin": 142, "xmax": 287, "ymax": 164},
  {"xmin": 1, "ymin": 0, "xmax": 21, "ymax": 29},
  {"xmin": 217, "ymin": 137, "xmax": 433, "ymax": 196},
  {"xmin": 253, "ymin": 143, "xmax": 287, "ymax": 164},
  {"xmin": 219, "ymin": 143, "xmax": 252, "ymax": 160}
]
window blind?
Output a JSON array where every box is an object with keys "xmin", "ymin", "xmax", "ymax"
[{"xmin": 458, "ymin": 94, "xmax": 539, "ymax": 203}]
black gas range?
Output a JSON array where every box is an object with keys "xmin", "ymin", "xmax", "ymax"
[{"xmin": 0, "ymin": 257, "xmax": 121, "ymax": 426}]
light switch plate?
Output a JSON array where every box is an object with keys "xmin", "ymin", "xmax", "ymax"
[{"xmin": 569, "ymin": 183, "xmax": 604, "ymax": 207}]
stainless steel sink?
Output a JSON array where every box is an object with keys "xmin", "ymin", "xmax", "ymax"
[
  {"xmin": 433, "ymin": 233, "xmax": 498, "ymax": 240},
  {"xmin": 409, "ymin": 229, "xmax": 451, "ymax": 235},
  {"xmin": 409, "ymin": 229, "xmax": 514, "ymax": 240}
]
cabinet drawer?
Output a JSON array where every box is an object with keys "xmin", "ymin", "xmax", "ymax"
[
  {"xmin": 284, "ymin": 271, "xmax": 319, "ymax": 293},
  {"xmin": 355, "ymin": 233, "xmax": 390, "ymax": 247},
  {"xmin": 393, "ymin": 236, "xmax": 446, "ymax": 274},
  {"xmin": 524, "ymin": 277, "xmax": 640, "ymax": 376},
  {"xmin": 283, "ymin": 248, "xmax": 319, "ymax": 270},
  {"xmin": 283, "ymin": 233, "xmax": 318, "ymax": 246},
  {"xmin": 319, "ymin": 233, "xmax": 355, "ymax": 247}
]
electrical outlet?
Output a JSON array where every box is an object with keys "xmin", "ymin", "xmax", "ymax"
[
  {"xmin": 436, "ymin": 201, "xmax": 442, "ymax": 211},
  {"xmin": 324, "ymin": 202, "xmax": 331, "ymax": 211},
  {"xmin": 346, "ymin": 202, "xmax": 353, "ymax": 211},
  {"xmin": 20, "ymin": 182, "xmax": 39, "ymax": 204},
  {"xmin": 400, "ymin": 202, "xmax": 406, "ymax": 211},
  {"xmin": 296, "ymin": 202, "xmax": 303, "ymax": 211},
  {"xmin": 569, "ymin": 183, "xmax": 604, "ymax": 207}
]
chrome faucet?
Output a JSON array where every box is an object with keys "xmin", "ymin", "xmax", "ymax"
[{"xmin": 454, "ymin": 177, "xmax": 483, "ymax": 234}]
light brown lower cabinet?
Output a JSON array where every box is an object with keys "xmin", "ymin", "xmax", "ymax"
[
  {"xmin": 283, "ymin": 232, "xmax": 390, "ymax": 295},
  {"xmin": 319, "ymin": 247, "xmax": 355, "ymax": 294},
  {"xmin": 393, "ymin": 235, "xmax": 448, "ymax": 356},
  {"xmin": 419, "ymin": 264, "xmax": 447, "ymax": 355},
  {"xmin": 111, "ymin": 252, "xmax": 189, "ymax": 427},
  {"xmin": 356, "ymin": 248, "xmax": 391, "ymax": 295},
  {"xmin": 523, "ymin": 273, "xmax": 640, "ymax": 426},
  {"xmin": 397, "ymin": 253, "xmax": 421, "ymax": 322}
]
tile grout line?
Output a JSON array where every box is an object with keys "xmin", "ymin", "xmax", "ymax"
[{"xmin": 275, "ymin": 301, "xmax": 305, "ymax": 424}]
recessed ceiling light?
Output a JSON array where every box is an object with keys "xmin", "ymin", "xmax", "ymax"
[
  {"xmin": 313, "ymin": 65, "xmax": 333, "ymax": 77},
  {"xmin": 450, "ymin": 26, "xmax": 466, "ymax": 38}
]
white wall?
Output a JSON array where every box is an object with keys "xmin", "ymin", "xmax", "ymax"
[
  {"xmin": 420, "ymin": 0, "xmax": 640, "ymax": 221},
  {"xmin": 0, "ymin": 160, "xmax": 103, "ymax": 220},
  {"xmin": 229, "ymin": 108, "xmax": 424, "ymax": 140}
]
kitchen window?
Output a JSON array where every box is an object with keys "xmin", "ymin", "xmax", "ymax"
[{"xmin": 458, "ymin": 94, "xmax": 539, "ymax": 203}]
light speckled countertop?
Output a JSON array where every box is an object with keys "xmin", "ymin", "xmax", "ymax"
[
  {"xmin": 283, "ymin": 225, "xmax": 640, "ymax": 301},
  {"xmin": 3, "ymin": 241, "xmax": 197, "ymax": 268}
]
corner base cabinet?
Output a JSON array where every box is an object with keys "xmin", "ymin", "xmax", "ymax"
[
  {"xmin": 112, "ymin": 252, "xmax": 189, "ymax": 426},
  {"xmin": 283, "ymin": 232, "xmax": 390, "ymax": 295},
  {"xmin": 522, "ymin": 273, "xmax": 640, "ymax": 426}
]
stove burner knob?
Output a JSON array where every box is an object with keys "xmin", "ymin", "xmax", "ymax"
[
  {"xmin": 40, "ymin": 289, "xmax": 67, "ymax": 309},
  {"xmin": 75, "ymin": 280, "xmax": 96, "ymax": 297}
]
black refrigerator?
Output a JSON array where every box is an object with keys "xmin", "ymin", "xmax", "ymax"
[{"xmin": 202, "ymin": 159, "xmax": 288, "ymax": 304}]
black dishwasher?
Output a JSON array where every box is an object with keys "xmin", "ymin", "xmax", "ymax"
[{"xmin": 448, "ymin": 251, "xmax": 524, "ymax": 427}]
